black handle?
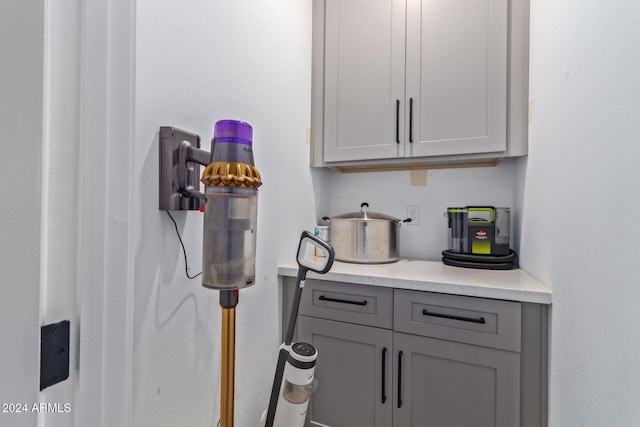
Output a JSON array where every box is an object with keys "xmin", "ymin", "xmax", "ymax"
[
  {"xmin": 409, "ymin": 98, "xmax": 413, "ymax": 143},
  {"xmin": 395, "ymin": 100, "xmax": 400, "ymax": 143},
  {"xmin": 422, "ymin": 309, "xmax": 486, "ymax": 324},
  {"xmin": 319, "ymin": 295, "xmax": 368, "ymax": 306},
  {"xmin": 381, "ymin": 347, "xmax": 387, "ymax": 404},
  {"xmin": 397, "ymin": 351, "xmax": 403, "ymax": 408}
]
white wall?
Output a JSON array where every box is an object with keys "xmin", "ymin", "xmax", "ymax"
[
  {"xmin": 133, "ymin": 1, "xmax": 326, "ymax": 425},
  {"xmin": 326, "ymin": 159, "xmax": 520, "ymax": 260},
  {"xmin": 522, "ymin": 0, "xmax": 640, "ymax": 425},
  {"xmin": 0, "ymin": 3, "xmax": 44, "ymax": 426}
]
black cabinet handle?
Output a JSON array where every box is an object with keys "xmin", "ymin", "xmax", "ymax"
[
  {"xmin": 422, "ymin": 309, "xmax": 486, "ymax": 324},
  {"xmin": 397, "ymin": 351, "xmax": 403, "ymax": 408},
  {"xmin": 381, "ymin": 347, "xmax": 387, "ymax": 404},
  {"xmin": 318, "ymin": 295, "xmax": 368, "ymax": 306},
  {"xmin": 409, "ymin": 98, "xmax": 413, "ymax": 143},
  {"xmin": 395, "ymin": 99, "xmax": 400, "ymax": 143}
]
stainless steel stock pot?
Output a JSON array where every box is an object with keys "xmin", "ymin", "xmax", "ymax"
[{"xmin": 323, "ymin": 203, "xmax": 410, "ymax": 264}]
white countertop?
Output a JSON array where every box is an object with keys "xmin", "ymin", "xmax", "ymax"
[{"xmin": 278, "ymin": 258, "xmax": 552, "ymax": 304}]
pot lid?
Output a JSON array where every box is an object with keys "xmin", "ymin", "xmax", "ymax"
[{"xmin": 332, "ymin": 203, "xmax": 400, "ymax": 222}]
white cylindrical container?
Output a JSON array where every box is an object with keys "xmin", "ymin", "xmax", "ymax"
[{"xmin": 314, "ymin": 226, "xmax": 330, "ymax": 257}]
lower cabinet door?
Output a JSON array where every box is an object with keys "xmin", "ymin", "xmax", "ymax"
[
  {"xmin": 298, "ymin": 316, "xmax": 393, "ymax": 427},
  {"xmin": 393, "ymin": 332, "xmax": 520, "ymax": 427}
]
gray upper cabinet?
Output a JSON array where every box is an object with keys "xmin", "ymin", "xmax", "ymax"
[
  {"xmin": 311, "ymin": 0, "xmax": 529, "ymax": 170},
  {"xmin": 406, "ymin": 0, "xmax": 508, "ymax": 157},
  {"xmin": 321, "ymin": 0, "xmax": 406, "ymax": 162}
]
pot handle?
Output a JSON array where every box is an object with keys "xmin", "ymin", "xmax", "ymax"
[
  {"xmin": 360, "ymin": 202, "xmax": 369, "ymax": 212},
  {"xmin": 397, "ymin": 218, "xmax": 412, "ymax": 225},
  {"xmin": 322, "ymin": 216, "xmax": 331, "ymax": 223}
]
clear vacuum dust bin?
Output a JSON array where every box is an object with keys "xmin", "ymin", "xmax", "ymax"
[
  {"xmin": 200, "ymin": 120, "xmax": 262, "ymax": 290},
  {"xmin": 262, "ymin": 342, "xmax": 319, "ymax": 427},
  {"xmin": 446, "ymin": 207, "xmax": 469, "ymax": 253},
  {"xmin": 202, "ymin": 187, "xmax": 258, "ymax": 289}
]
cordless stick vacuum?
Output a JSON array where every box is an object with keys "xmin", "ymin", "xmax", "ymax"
[
  {"xmin": 260, "ymin": 231, "xmax": 335, "ymax": 427},
  {"xmin": 160, "ymin": 120, "xmax": 262, "ymax": 427},
  {"xmin": 160, "ymin": 122, "xmax": 333, "ymax": 427}
]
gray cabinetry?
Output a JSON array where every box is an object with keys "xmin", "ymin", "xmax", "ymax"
[
  {"xmin": 298, "ymin": 317, "xmax": 393, "ymax": 427},
  {"xmin": 283, "ymin": 277, "xmax": 547, "ymax": 427},
  {"xmin": 320, "ymin": 0, "xmax": 406, "ymax": 163},
  {"xmin": 393, "ymin": 289, "xmax": 522, "ymax": 352},
  {"xmin": 311, "ymin": 0, "xmax": 529, "ymax": 170},
  {"xmin": 405, "ymin": 0, "xmax": 508, "ymax": 158},
  {"xmin": 393, "ymin": 290, "xmax": 521, "ymax": 426},
  {"xmin": 300, "ymin": 279, "xmax": 394, "ymax": 329},
  {"xmin": 393, "ymin": 332, "xmax": 519, "ymax": 427}
]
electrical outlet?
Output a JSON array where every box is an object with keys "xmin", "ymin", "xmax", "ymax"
[{"xmin": 406, "ymin": 205, "xmax": 420, "ymax": 225}]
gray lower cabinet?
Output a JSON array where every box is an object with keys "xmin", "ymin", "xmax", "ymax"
[
  {"xmin": 298, "ymin": 316, "xmax": 392, "ymax": 427},
  {"xmin": 393, "ymin": 332, "xmax": 519, "ymax": 427},
  {"xmin": 284, "ymin": 278, "xmax": 548, "ymax": 427}
]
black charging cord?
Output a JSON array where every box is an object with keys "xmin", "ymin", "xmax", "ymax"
[{"xmin": 166, "ymin": 211, "xmax": 202, "ymax": 279}]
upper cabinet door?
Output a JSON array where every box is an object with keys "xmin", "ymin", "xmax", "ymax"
[
  {"xmin": 323, "ymin": 0, "xmax": 406, "ymax": 162},
  {"xmin": 405, "ymin": 0, "xmax": 508, "ymax": 157}
]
